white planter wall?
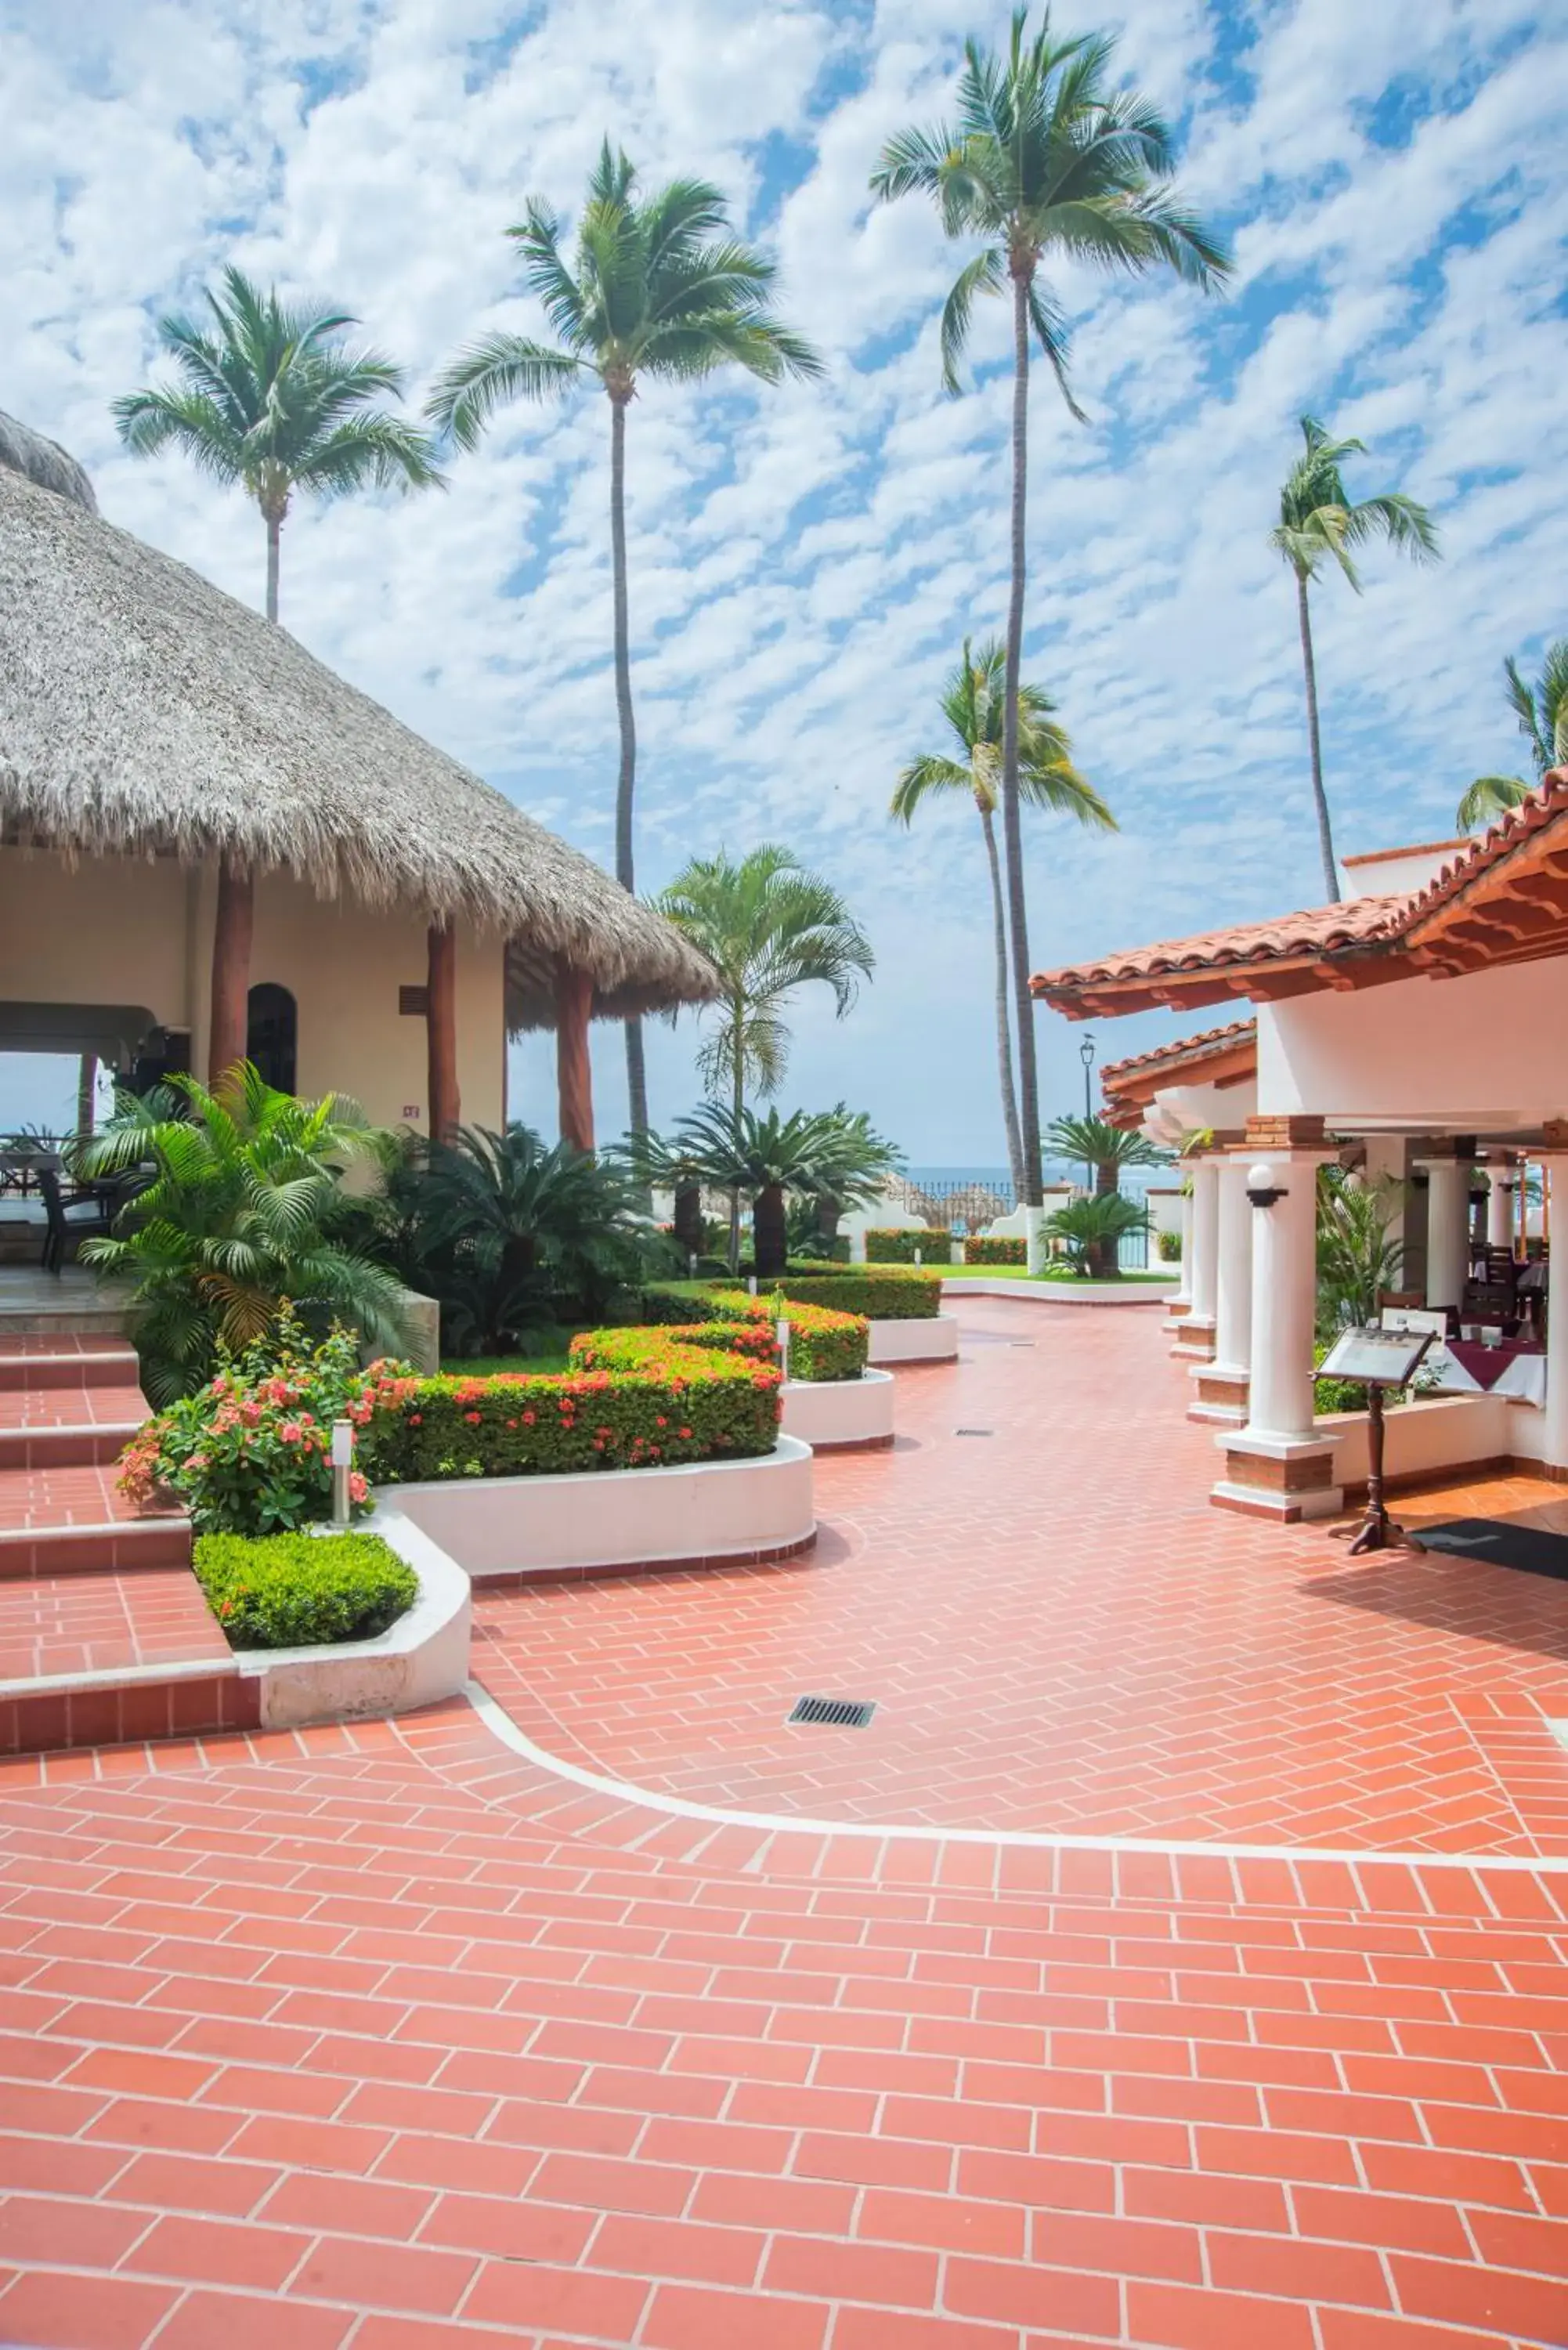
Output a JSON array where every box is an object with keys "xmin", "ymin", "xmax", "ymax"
[
  {"xmin": 781, "ymin": 1368, "xmax": 895, "ymax": 1448},
  {"xmin": 867, "ymin": 1315, "xmax": 959, "ymax": 1364},
  {"xmin": 245, "ymin": 1510, "xmax": 472, "ymax": 1729},
  {"xmin": 388, "ymin": 1437, "xmax": 815, "ymax": 1582}
]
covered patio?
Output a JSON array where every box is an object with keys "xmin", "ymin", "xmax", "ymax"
[{"xmin": 1038, "ymin": 787, "xmax": 1568, "ymax": 1520}]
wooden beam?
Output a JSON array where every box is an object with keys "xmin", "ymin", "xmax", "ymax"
[
  {"xmin": 555, "ymin": 964, "xmax": 595, "ymax": 1153},
  {"xmin": 426, "ymin": 919, "xmax": 461, "ymax": 1143},
  {"xmin": 208, "ymin": 855, "xmax": 254, "ymax": 1088}
]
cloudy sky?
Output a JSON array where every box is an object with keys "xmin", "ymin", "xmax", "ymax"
[{"xmin": 5, "ymin": 0, "xmax": 1566, "ymax": 1161}]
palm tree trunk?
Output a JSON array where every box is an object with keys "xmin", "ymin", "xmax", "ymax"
[
  {"xmin": 609, "ymin": 392, "xmax": 649, "ymax": 1136},
  {"xmin": 754, "ymin": 1183, "xmax": 787, "ymax": 1280},
  {"xmin": 1295, "ymin": 571, "xmax": 1340, "ymax": 903},
  {"xmin": 980, "ymin": 805, "xmax": 1024, "ymax": 1198},
  {"xmin": 727, "ymin": 1009, "xmax": 744, "ymax": 1274},
  {"xmin": 265, "ymin": 514, "xmax": 280, "ymax": 625},
  {"xmin": 1002, "ymin": 269, "xmax": 1042, "ymax": 1206}
]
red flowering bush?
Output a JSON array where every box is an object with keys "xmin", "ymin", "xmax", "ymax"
[
  {"xmin": 630, "ymin": 1291, "xmax": 869, "ymax": 1381},
  {"xmin": 360, "ymin": 1326, "xmax": 782, "ymax": 1484},
  {"xmin": 963, "ymin": 1235, "xmax": 1027, "ymax": 1265},
  {"xmin": 117, "ymin": 1309, "xmax": 415, "ymax": 1535}
]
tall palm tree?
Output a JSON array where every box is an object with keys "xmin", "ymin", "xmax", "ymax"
[
  {"xmin": 114, "ymin": 264, "xmax": 443, "ymax": 624},
  {"xmin": 1269, "ymin": 416, "xmax": 1439, "ymax": 901},
  {"xmin": 872, "ymin": 9, "xmax": 1228, "ymax": 1213},
  {"xmin": 656, "ymin": 847, "xmax": 874, "ymax": 1127},
  {"xmin": 1458, "ymin": 641, "xmax": 1568, "ymax": 833},
  {"xmin": 891, "ymin": 637, "xmax": 1113, "ymax": 1195},
  {"xmin": 427, "ymin": 142, "xmax": 823, "ymax": 1138}
]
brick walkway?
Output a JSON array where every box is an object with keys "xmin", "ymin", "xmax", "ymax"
[
  {"xmin": 1, "ymin": 1297, "xmax": 1566, "ymax": 2345},
  {"xmin": 470, "ymin": 1300, "xmax": 1568, "ymax": 1856}
]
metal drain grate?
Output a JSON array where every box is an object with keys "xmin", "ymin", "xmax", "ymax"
[
  {"xmin": 788, "ymin": 1694, "xmax": 877, "ymax": 1729},
  {"xmin": 956, "ymin": 1426, "xmax": 995, "ymax": 1437}
]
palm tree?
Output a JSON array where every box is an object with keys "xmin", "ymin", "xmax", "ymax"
[
  {"xmin": 1269, "ymin": 416, "xmax": 1439, "ymax": 901},
  {"xmin": 1458, "ymin": 641, "xmax": 1568, "ymax": 833},
  {"xmin": 427, "ymin": 143, "xmax": 823, "ymax": 1138},
  {"xmin": 114, "ymin": 264, "xmax": 442, "ymax": 624},
  {"xmin": 656, "ymin": 846, "xmax": 874, "ymax": 1269},
  {"xmin": 893, "ymin": 637, "xmax": 1113, "ymax": 1195},
  {"xmin": 662, "ymin": 1104, "xmax": 892, "ymax": 1279},
  {"xmin": 1043, "ymin": 1113, "xmax": 1166, "ymax": 1198},
  {"xmin": 75, "ymin": 1065, "xmax": 409, "ymax": 1402},
  {"xmin": 1044, "ymin": 1191, "xmax": 1147, "ymax": 1279},
  {"xmin": 656, "ymin": 847, "xmax": 873, "ymax": 1126},
  {"xmin": 872, "ymin": 9, "xmax": 1228, "ymax": 1213}
]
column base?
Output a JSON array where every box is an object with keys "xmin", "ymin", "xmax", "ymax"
[
  {"xmin": 1188, "ymin": 1363, "xmax": 1248, "ymax": 1426},
  {"xmin": 1171, "ymin": 1314, "xmax": 1216, "ymax": 1362},
  {"xmin": 1212, "ymin": 1429, "xmax": 1342, "ymax": 1523}
]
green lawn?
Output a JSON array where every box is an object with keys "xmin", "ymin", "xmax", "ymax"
[{"xmin": 442, "ymin": 1349, "xmax": 577, "ymax": 1377}]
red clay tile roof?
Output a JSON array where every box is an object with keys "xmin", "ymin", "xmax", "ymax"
[
  {"xmin": 1035, "ymin": 768, "xmax": 1568, "ymax": 1014},
  {"xmin": 1035, "ymin": 895, "xmax": 1405, "ymax": 996},
  {"xmin": 1100, "ymin": 1019, "xmax": 1256, "ymax": 1083}
]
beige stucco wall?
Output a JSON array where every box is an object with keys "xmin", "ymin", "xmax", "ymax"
[{"xmin": 0, "ymin": 846, "xmax": 506, "ymax": 1133}]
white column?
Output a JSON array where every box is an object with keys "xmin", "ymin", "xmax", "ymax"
[
  {"xmin": 1361, "ymin": 1133, "xmax": 1407, "ymax": 1249},
  {"xmin": 1023, "ymin": 1202, "xmax": 1046, "ymax": 1275},
  {"xmin": 1175, "ymin": 1191, "xmax": 1194, "ymax": 1306},
  {"xmin": 1422, "ymin": 1159, "xmax": 1469, "ymax": 1313},
  {"xmin": 1243, "ymin": 1157, "xmax": 1320, "ymax": 1441},
  {"xmin": 1486, "ymin": 1163, "xmax": 1515, "ymax": 1250},
  {"xmin": 1213, "ymin": 1159, "xmax": 1253, "ymax": 1376},
  {"xmin": 1543, "ymin": 1158, "xmax": 1568, "ymax": 1473},
  {"xmin": 1187, "ymin": 1159, "xmax": 1220, "ymax": 1328}
]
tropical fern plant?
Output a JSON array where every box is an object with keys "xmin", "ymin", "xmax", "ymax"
[
  {"xmin": 114, "ymin": 265, "xmax": 442, "ymax": 622},
  {"xmin": 74, "ymin": 1066, "xmax": 409, "ymax": 1402},
  {"xmin": 1042, "ymin": 1114, "xmax": 1168, "ymax": 1198},
  {"xmin": 1316, "ymin": 1170, "xmax": 1406, "ymax": 1340},
  {"xmin": 1458, "ymin": 641, "xmax": 1568, "ymax": 832},
  {"xmin": 1043, "ymin": 1191, "xmax": 1148, "ymax": 1278}
]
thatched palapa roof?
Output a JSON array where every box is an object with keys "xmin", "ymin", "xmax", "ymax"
[{"xmin": 0, "ymin": 421, "xmax": 715, "ymax": 1029}]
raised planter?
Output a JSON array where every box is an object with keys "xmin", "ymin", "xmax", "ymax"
[
  {"xmin": 867, "ymin": 1314, "xmax": 959, "ymax": 1364},
  {"xmin": 942, "ymin": 1278, "xmax": 1176, "ymax": 1308},
  {"xmin": 388, "ymin": 1436, "xmax": 816, "ymax": 1586},
  {"xmin": 781, "ymin": 1368, "xmax": 895, "ymax": 1450},
  {"xmin": 238, "ymin": 1510, "xmax": 472, "ymax": 1730}
]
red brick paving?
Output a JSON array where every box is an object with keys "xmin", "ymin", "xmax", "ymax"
[
  {"xmin": 0, "ymin": 1566, "xmax": 230, "ymax": 1679},
  {"xmin": 470, "ymin": 1300, "xmax": 1568, "ymax": 1854},
  {"xmin": 0, "ymin": 1703, "xmax": 1564, "ymax": 2345}
]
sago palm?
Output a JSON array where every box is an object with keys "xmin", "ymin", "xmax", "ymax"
[
  {"xmin": 893, "ymin": 637, "xmax": 1113, "ymax": 1195},
  {"xmin": 114, "ymin": 264, "xmax": 442, "ymax": 623},
  {"xmin": 1457, "ymin": 641, "xmax": 1568, "ymax": 832},
  {"xmin": 1269, "ymin": 416, "xmax": 1439, "ymax": 899},
  {"xmin": 663, "ymin": 1104, "xmax": 866, "ymax": 1280},
  {"xmin": 1043, "ymin": 1113, "xmax": 1166, "ymax": 1198},
  {"xmin": 1043, "ymin": 1190, "xmax": 1147, "ymax": 1279},
  {"xmin": 75, "ymin": 1065, "xmax": 408, "ymax": 1402},
  {"xmin": 427, "ymin": 142, "xmax": 823, "ymax": 1136},
  {"xmin": 872, "ymin": 8, "xmax": 1227, "ymax": 1210}
]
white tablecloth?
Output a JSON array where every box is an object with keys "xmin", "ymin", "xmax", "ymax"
[{"xmin": 1427, "ymin": 1343, "xmax": 1548, "ymax": 1407}]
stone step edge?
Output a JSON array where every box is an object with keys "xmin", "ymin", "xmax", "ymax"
[
  {"xmin": 0, "ymin": 1653, "xmax": 239, "ymax": 1704},
  {"xmin": 0, "ymin": 1348, "xmax": 143, "ymax": 1390},
  {"xmin": 0, "ymin": 1420, "xmax": 143, "ymax": 1452}
]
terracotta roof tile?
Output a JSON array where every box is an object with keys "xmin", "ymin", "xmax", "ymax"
[
  {"xmin": 1033, "ymin": 895, "xmax": 1405, "ymax": 996},
  {"xmin": 1100, "ymin": 1019, "xmax": 1256, "ymax": 1083}
]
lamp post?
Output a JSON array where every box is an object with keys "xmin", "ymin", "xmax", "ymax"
[{"xmin": 1078, "ymin": 1033, "xmax": 1097, "ymax": 1191}]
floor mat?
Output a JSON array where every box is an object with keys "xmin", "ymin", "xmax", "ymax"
[{"xmin": 1415, "ymin": 1517, "xmax": 1568, "ymax": 1582}]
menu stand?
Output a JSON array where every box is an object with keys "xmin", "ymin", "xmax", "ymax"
[{"xmin": 1315, "ymin": 1325, "xmax": 1436, "ymax": 1556}]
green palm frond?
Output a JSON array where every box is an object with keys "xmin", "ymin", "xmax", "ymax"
[
  {"xmin": 891, "ymin": 638, "xmax": 1113, "ymax": 834},
  {"xmin": 1270, "ymin": 414, "xmax": 1438, "ymax": 588},
  {"xmin": 1457, "ymin": 774, "xmax": 1532, "ymax": 834}
]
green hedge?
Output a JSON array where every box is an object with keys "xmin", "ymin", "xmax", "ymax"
[
  {"xmin": 632, "ymin": 1290, "xmax": 869, "ymax": 1381},
  {"xmin": 963, "ymin": 1235, "xmax": 1026, "ymax": 1266},
  {"xmin": 194, "ymin": 1531, "xmax": 417, "ymax": 1650},
  {"xmin": 864, "ymin": 1227, "xmax": 949, "ymax": 1264},
  {"xmin": 767, "ymin": 1268, "xmax": 943, "ymax": 1321},
  {"xmin": 361, "ymin": 1333, "xmax": 782, "ymax": 1483}
]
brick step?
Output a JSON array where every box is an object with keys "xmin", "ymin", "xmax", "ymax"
[
  {"xmin": 0, "ymin": 1341, "xmax": 143, "ymax": 1392},
  {"xmin": 0, "ymin": 1420, "xmax": 144, "ymax": 1470},
  {"xmin": 0, "ymin": 1659, "xmax": 257, "ymax": 1756},
  {"xmin": 0, "ymin": 1463, "xmax": 189, "ymax": 1578}
]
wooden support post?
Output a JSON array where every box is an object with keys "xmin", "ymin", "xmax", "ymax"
[
  {"xmin": 555, "ymin": 965, "xmax": 595, "ymax": 1152},
  {"xmin": 426, "ymin": 920, "xmax": 461, "ymax": 1144},
  {"xmin": 208, "ymin": 856, "xmax": 254, "ymax": 1088}
]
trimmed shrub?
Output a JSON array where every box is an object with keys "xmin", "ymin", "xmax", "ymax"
[
  {"xmin": 1157, "ymin": 1228, "xmax": 1183, "ymax": 1264},
  {"xmin": 361, "ymin": 1333, "xmax": 781, "ymax": 1484},
  {"xmin": 193, "ymin": 1531, "xmax": 417, "ymax": 1650},
  {"xmin": 623, "ymin": 1291, "xmax": 868, "ymax": 1383},
  {"xmin": 117, "ymin": 1315, "xmax": 414, "ymax": 1535},
  {"xmin": 766, "ymin": 1268, "xmax": 943, "ymax": 1321},
  {"xmin": 963, "ymin": 1236, "xmax": 1026, "ymax": 1266},
  {"xmin": 864, "ymin": 1227, "xmax": 948, "ymax": 1264}
]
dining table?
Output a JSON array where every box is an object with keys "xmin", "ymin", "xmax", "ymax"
[{"xmin": 1428, "ymin": 1335, "xmax": 1548, "ymax": 1406}]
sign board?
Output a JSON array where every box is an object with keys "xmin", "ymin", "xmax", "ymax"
[
  {"xmin": 1381, "ymin": 1306, "xmax": 1449, "ymax": 1338},
  {"xmin": 1317, "ymin": 1325, "xmax": 1434, "ymax": 1388}
]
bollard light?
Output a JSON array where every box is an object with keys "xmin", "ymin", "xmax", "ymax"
[
  {"xmin": 913, "ymin": 1248, "xmax": 923, "ymax": 1267},
  {"xmin": 747, "ymin": 1275, "xmax": 757, "ymax": 1296},
  {"xmin": 776, "ymin": 1318, "xmax": 791, "ymax": 1383},
  {"xmin": 331, "ymin": 1418, "xmax": 354, "ymax": 1527}
]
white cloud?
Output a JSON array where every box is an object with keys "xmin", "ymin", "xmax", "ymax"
[{"xmin": 3, "ymin": 0, "xmax": 1567, "ymax": 1156}]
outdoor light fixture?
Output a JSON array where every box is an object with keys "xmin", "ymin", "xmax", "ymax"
[
  {"xmin": 1247, "ymin": 1161, "xmax": 1286, "ymax": 1208},
  {"xmin": 1079, "ymin": 1032, "xmax": 1097, "ymax": 1119}
]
